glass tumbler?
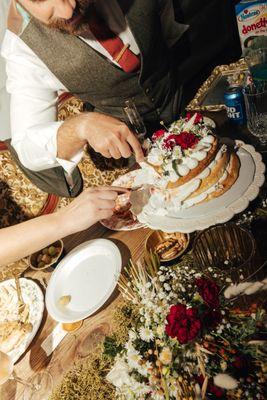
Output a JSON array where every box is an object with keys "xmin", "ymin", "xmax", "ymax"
[
  {"xmin": 193, "ymin": 223, "xmax": 257, "ymax": 282},
  {"xmin": 243, "ymin": 83, "xmax": 267, "ymax": 145}
]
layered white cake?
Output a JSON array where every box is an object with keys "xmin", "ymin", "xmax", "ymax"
[{"xmin": 133, "ymin": 113, "xmax": 240, "ymax": 216}]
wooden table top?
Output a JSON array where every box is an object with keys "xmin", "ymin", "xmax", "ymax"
[
  {"xmin": 1, "ymin": 220, "xmax": 152, "ymax": 400},
  {"xmin": 1, "ymin": 111, "xmax": 265, "ymax": 400}
]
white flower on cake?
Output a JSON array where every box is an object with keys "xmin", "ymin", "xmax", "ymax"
[
  {"xmin": 147, "ymin": 147, "xmax": 164, "ymax": 166},
  {"xmin": 128, "ymin": 329, "xmax": 137, "ymax": 341},
  {"xmin": 141, "ymin": 138, "xmax": 151, "ymax": 151}
]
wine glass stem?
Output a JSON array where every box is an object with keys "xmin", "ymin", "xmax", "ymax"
[{"xmin": 12, "ymin": 375, "xmax": 39, "ymax": 390}]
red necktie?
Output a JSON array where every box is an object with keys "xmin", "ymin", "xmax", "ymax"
[{"xmin": 84, "ymin": 7, "xmax": 141, "ymax": 73}]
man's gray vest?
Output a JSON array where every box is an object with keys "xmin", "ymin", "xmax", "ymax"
[{"xmin": 20, "ymin": 0, "xmax": 181, "ymax": 132}]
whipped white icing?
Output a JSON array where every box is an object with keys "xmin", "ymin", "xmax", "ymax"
[
  {"xmin": 135, "ymin": 144, "xmax": 230, "ymax": 216},
  {"xmin": 145, "ymin": 179, "xmax": 201, "ymax": 215},
  {"xmin": 192, "ymin": 151, "xmax": 207, "ymax": 161},
  {"xmin": 183, "ymin": 157, "xmax": 198, "ymax": 169},
  {"xmin": 165, "ymin": 163, "xmax": 179, "ymax": 183},
  {"xmin": 147, "ymin": 148, "xmax": 164, "ymax": 166},
  {"xmin": 198, "ymin": 167, "xmax": 211, "ymax": 180},
  {"xmin": 134, "ymin": 163, "xmax": 161, "ymax": 186},
  {"xmin": 183, "ymin": 170, "xmax": 228, "ymax": 208},
  {"xmin": 177, "ymin": 164, "xmax": 190, "ymax": 176},
  {"xmin": 202, "ymin": 135, "xmax": 215, "ymax": 144}
]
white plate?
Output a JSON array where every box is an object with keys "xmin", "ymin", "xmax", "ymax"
[
  {"xmin": 136, "ymin": 141, "xmax": 265, "ymax": 232},
  {"xmin": 0, "ymin": 278, "xmax": 44, "ymax": 364},
  {"xmin": 45, "ymin": 239, "xmax": 122, "ymax": 323}
]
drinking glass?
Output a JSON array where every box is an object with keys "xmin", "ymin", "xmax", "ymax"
[
  {"xmin": 193, "ymin": 223, "xmax": 257, "ymax": 283},
  {"xmin": 244, "ymin": 48, "xmax": 267, "ymax": 83},
  {"xmin": 123, "ymin": 99, "xmax": 146, "ymax": 141},
  {"xmin": 243, "ymin": 83, "xmax": 267, "ymax": 145},
  {"xmin": 0, "ymin": 351, "xmax": 53, "ymax": 400}
]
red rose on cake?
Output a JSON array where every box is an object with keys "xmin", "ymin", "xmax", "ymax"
[
  {"xmin": 163, "ymin": 132, "xmax": 199, "ymax": 151},
  {"xmin": 152, "ymin": 129, "xmax": 165, "ymax": 141},
  {"xmin": 176, "ymin": 131, "xmax": 199, "ymax": 150},
  {"xmin": 162, "ymin": 134, "xmax": 180, "ymax": 150}
]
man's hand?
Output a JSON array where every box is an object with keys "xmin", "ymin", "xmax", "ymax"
[{"xmin": 57, "ymin": 112, "xmax": 144, "ymax": 162}]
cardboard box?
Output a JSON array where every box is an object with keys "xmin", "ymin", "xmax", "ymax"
[{"xmin": 235, "ymin": 0, "xmax": 267, "ymax": 50}]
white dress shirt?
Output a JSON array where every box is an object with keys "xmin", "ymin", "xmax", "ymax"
[
  {"xmin": 1, "ymin": 0, "xmax": 188, "ymax": 175},
  {"xmin": 0, "ymin": 0, "xmax": 11, "ymax": 140}
]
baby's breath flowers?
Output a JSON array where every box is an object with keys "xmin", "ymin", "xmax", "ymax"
[{"xmin": 106, "ymin": 254, "xmax": 266, "ymax": 400}]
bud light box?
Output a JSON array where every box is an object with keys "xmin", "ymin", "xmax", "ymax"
[{"xmin": 235, "ymin": 0, "xmax": 267, "ymax": 50}]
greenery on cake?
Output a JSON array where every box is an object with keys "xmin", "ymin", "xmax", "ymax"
[{"xmin": 142, "ymin": 113, "xmax": 215, "ymax": 181}]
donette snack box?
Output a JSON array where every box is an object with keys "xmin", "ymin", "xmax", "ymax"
[{"xmin": 235, "ymin": 0, "xmax": 267, "ymax": 50}]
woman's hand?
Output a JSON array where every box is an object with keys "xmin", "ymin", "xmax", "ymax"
[
  {"xmin": 0, "ymin": 186, "xmax": 130, "ymax": 266},
  {"xmin": 58, "ymin": 186, "xmax": 129, "ymax": 234}
]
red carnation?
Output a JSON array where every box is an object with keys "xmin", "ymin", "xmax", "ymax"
[
  {"xmin": 185, "ymin": 112, "xmax": 204, "ymax": 124},
  {"xmin": 152, "ymin": 129, "xmax": 165, "ymax": 141},
  {"xmin": 163, "ymin": 132, "xmax": 199, "ymax": 151},
  {"xmin": 175, "ymin": 131, "xmax": 199, "ymax": 150},
  {"xmin": 162, "ymin": 134, "xmax": 180, "ymax": 150},
  {"xmin": 165, "ymin": 304, "xmax": 201, "ymax": 344},
  {"xmin": 196, "ymin": 278, "xmax": 220, "ymax": 309}
]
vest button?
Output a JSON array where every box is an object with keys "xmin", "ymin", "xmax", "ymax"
[
  {"xmin": 151, "ymin": 97, "xmax": 155, "ymax": 102},
  {"xmin": 145, "ymin": 88, "xmax": 150, "ymax": 94}
]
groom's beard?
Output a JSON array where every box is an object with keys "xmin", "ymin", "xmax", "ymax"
[{"xmin": 47, "ymin": 0, "xmax": 94, "ymax": 35}]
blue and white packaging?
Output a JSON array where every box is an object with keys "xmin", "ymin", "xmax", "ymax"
[{"xmin": 235, "ymin": 0, "xmax": 267, "ymax": 49}]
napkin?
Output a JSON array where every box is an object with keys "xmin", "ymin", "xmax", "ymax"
[{"xmin": 41, "ymin": 323, "xmax": 67, "ymax": 357}]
